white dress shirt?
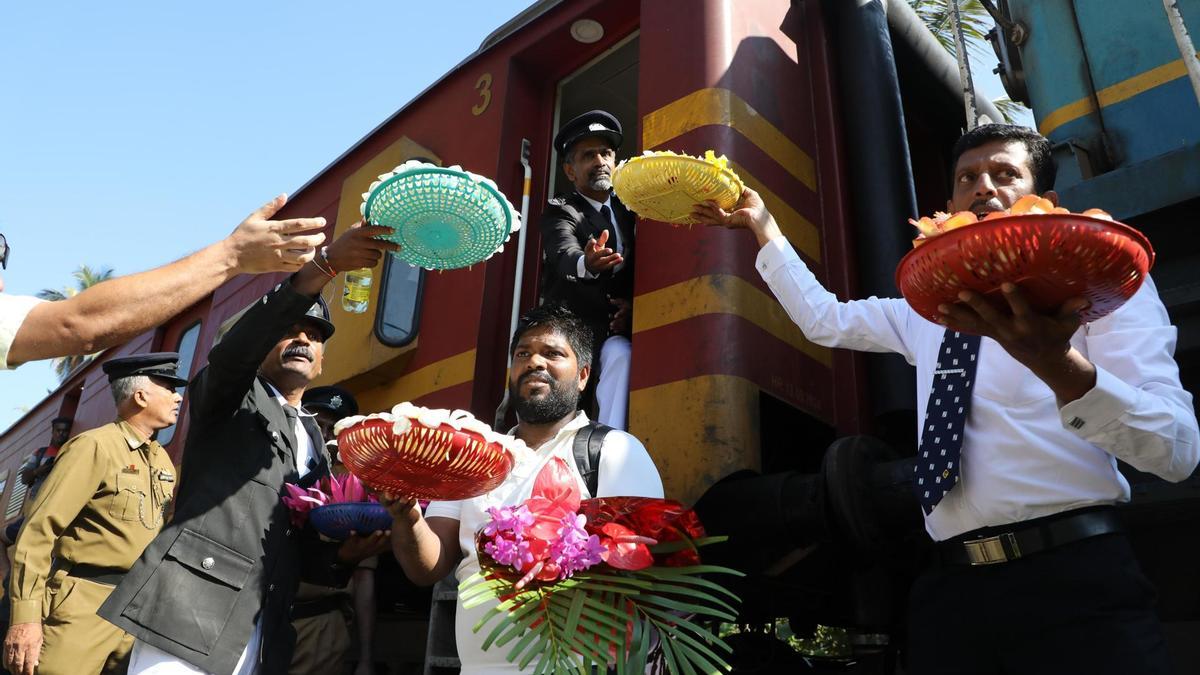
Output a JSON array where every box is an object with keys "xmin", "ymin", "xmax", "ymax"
[
  {"xmin": 0, "ymin": 293, "xmax": 42, "ymax": 370},
  {"xmin": 756, "ymin": 237, "xmax": 1199, "ymax": 541},
  {"xmin": 575, "ymin": 193, "xmax": 623, "ymax": 280},
  {"xmin": 424, "ymin": 411, "xmax": 664, "ymax": 674}
]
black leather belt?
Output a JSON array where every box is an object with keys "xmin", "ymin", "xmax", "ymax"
[
  {"xmin": 291, "ymin": 594, "xmax": 349, "ymax": 620},
  {"xmin": 66, "ymin": 562, "xmax": 127, "ymax": 586},
  {"xmin": 937, "ymin": 507, "xmax": 1122, "ymax": 566}
]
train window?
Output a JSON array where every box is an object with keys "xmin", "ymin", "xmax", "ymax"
[
  {"xmin": 156, "ymin": 320, "xmax": 201, "ymax": 447},
  {"xmin": 5, "ymin": 477, "xmax": 26, "ymax": 520},
  {"xmin": 374, "ymin": 255, "xmax": 424, "ymax": 347}
]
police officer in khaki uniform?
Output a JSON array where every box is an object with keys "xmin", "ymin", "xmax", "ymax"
[{"xmin": 2, "ymin": 353, "xmax": 187, "ymax": 675}]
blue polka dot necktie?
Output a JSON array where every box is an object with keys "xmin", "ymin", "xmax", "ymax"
[{"xmin": 914, "ymin": 329, "xmax": 982, "ymax": 515}]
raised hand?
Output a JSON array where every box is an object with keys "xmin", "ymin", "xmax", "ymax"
[
  {"xmin": 583, "ymin": 229, "xmax": 623, "ymax": 275},
  {"xmin": 379, "ymin": 494, "xmax": 422, "ymax": 529},
  {"xmin": 690, "ymin": 187, "xmax": 782, "ymax": 247},
  {"xmin": 323, "ymin": 218, "xmax": 402, "ymax": 272},
  {"xmin": 226, "ymin": 194, "xmax": 329, "ymax": 274}
]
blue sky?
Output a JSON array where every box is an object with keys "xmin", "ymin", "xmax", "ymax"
[{"xmin": 0, "ymin": 1, "xmax": 1027, "ymax": 432}]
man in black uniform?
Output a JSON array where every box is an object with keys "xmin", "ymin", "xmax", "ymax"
[
  {"xmin": 99, "ymin": 222, "xmax": 394, "ymax": 675},
  {"xmin": 539, "ymin": 110, "xmax": 635, "ymax": 430}
]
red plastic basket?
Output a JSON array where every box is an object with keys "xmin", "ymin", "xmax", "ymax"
[
  {"xmin": 896, "ymin": 213, "xmax": 1154, "ymax": 324},
  {"xmin": 337, "ymin": 417, "xmax": 516, "ymax": 500}
]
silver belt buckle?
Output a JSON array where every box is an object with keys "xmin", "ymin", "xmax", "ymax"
[{"xmin": 963, "ymin": 532, "xmax": 1021, "ymax": 565}]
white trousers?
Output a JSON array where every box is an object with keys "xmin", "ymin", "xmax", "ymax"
[
  {"xmin": 595, "ymin": 335, "xmax": 631, "ymax": 430},
  {"xmin": 128, "ymin": 618, "xmax": 262, "ymax": 675}
]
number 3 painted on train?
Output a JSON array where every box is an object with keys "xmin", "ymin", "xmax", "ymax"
[{"xmin": 472, "ymin": 73, "xmax": 492, "ymax": 116}]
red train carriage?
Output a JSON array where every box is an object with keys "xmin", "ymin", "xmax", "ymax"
[{"xmin": 4, "ymin": 1, "xmax": 1196, "ymax": 672}]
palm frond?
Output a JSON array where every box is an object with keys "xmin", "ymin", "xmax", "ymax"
[
  {"xmin": 37, "ymin": 264, "xmax": 113, "ymax": 381},
  {"xmin": 35, "ymin": 288, "xmax": 69, "ymax": 301},
  {"xmin": 463, "ymin": 561, "xmax": 742, "ymax": 674},
  {"xmin": 991, "ymin": 95, "xmax": 1032, "ymax": 125},
  {"xmin": 907, "ymin": 0, "xmax": 994, "ymax": 60}
]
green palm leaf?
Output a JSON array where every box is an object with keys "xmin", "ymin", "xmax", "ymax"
[
  {"xmin": 36, "ymin": 264, "xmax": 115, "ymax": 381},
  {"xmin": 906, "ymin": 1, "xmax": 1033, "ymax": 124},
  {"xmin": 460, "ymin": 560, "xmax": 741, "ymax": 673}
]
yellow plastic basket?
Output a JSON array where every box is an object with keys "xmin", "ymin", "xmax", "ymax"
[{"xmin": 611, "ymin": 150, "xmax": 744, "ymax": 225}]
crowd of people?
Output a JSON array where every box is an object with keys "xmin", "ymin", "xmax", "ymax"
[{"xmin": 0, "ymin": 111, "xmax": 1195, "ymax": 675}]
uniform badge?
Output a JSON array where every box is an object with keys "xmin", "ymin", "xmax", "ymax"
[
  {"xmin": 157, "ymin": 470, "xmax": 176, "ymax": 483},
  {"xmin": 121, "ymin": 465, "xmax": 140, "ymax": 475},
  {"xmin": 330, "ymin": 395, "xmax": 343, "ymax": 409}
]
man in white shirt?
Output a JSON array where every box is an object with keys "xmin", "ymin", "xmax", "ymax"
[
  {"xmin": 0, "ymin": 195, "xmax": 327, "ymax": 372},
  {"xmin": 539, "ymin": 110, "xmax": 636, "ymax": 430},
  {"xmin": 693, "ymin": 124, "xmax": 1199, "ymax": 675},
  {"xmin": 383, "ymin": 304, "xmax": 663, "ymax": 674}
]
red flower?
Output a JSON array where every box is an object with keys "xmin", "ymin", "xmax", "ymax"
[
  {"xmin": 580, "ymin": 497, "xmax": 708, "ymax": 567},
  {"xmin": 597, "ymin": 522, "xmax": 655, "ymax": 570},
  {"xmin": 525, "ymin": 458, "xmax": 581, "ymax": 540}
]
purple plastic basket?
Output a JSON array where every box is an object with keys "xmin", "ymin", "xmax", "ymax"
[{"xmin": 308, "ymin": 503, "xmax": 391, "ymax": 540}]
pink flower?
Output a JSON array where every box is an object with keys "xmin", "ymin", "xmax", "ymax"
[
  {"xmin": 282, "ymin": 483, "xmax": 321, "ymax": 527},
  {"xmin": 484, "ymin": 534, "xmax": 535, "ymax": 568},
  {"xmin": 549, "ymin": 513, "xmax": 604, "ymax": 577},
  {"xmin": 483, "ymin": 505, "xmax": 535, "ymax": 538}
]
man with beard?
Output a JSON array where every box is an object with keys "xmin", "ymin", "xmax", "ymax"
[
  {"xmin": 539, "ymin": 110, "xmax": 636, "ymax": 430},
  {"xmin": 382, "ymin": 304, "xmax": 662, "ymax": 674},
  {"xmin": 693, "ymin": 124, "xmax": 1198, "ymax": 675},
  {"xmin": 97, "ymin": 222, "xmax": 394, "ymax": 675},
  {"xmin": 4, "ymin": 353, "xmax": 187, "ymax": 675}
]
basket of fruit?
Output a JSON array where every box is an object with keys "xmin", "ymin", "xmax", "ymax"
[
  {"xmin": 896, "ymin": 196, "xmax": 1154, "ymax": 324},
  {"xmin": 611, "ymin": 150, "xmax": 744, "ymax": 225}
]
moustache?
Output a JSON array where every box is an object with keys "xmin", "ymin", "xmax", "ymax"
[
  {"xmin": 518, "ymin": 370, "xmax": 554, "ymax": 387},
  {"xmin": 283, "ymin": 345, "xmax": 314, "ymax": 362}
]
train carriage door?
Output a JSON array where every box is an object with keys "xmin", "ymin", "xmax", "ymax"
[
  {"xmin": 537, "ymin": 33, "xmax": 640, "ymax": 420},
  {"xmin": 548, "ymin": 34, "xmax": 640, "ymax": 200}
]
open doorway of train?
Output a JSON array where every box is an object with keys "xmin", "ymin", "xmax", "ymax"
[{"xmin": 546, "ymin": 33, "xmax": 638, "ymax": 206}]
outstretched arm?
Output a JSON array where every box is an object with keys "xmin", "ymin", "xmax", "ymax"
[
  {"xmin": 693, "ymin": 188, "xmax": 919, "ymax": 359},
  {"xmin": 8, "ymin": 195, "xmax": 328, "ymax": 366},
  {"xmin": 189, "ymin": 220, "xmax": 399, "ymax": 420}
]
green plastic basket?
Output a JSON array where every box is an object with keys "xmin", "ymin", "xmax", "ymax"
[{"xmin": 361, "ymin": 161, "xmax": 521, "ymax": 270}]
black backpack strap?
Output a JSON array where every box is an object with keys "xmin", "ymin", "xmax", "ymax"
[{"xmin": 572, "ymin": 422, "xmax": 612, "ymax": 498}]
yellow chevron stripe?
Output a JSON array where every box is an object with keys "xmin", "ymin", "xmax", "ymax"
[
  {"xmin": 728, "ymin": 160, "xmax": 821, "ymax": 263},
  {"xmin": 355, "ymin": 349, "xmax": 476, "ymax": 412},
  {"xmin": 633, "ymin": 273, "xmax": 832, "ymax": 367},
  {"xmin": 642, "ymin": 87, "xmax": 817, "ymax": 191}
]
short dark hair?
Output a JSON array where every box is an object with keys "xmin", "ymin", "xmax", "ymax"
[
  {"xmin": 950, "ymin": 124, "xmax": 1056, "ymax": 194},
  {"xmin": 51, "ymin": 417, "xmax": 72, "ymax": 427},
  {"xmin": 510, "ymin": 304, "xmax": 594, "ymax": 367}
]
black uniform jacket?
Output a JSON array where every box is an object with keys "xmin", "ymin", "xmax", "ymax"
[
  {"xmin": 99, "ymin": 279, "xmax": 348, "ymax": 675},
  {"xmin": 539, "ymin": 190, "xmax": 636, "ymax": 340}
]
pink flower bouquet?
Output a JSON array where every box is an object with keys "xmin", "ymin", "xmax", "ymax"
[{"xmin": 460, "ymin": 457, "xmax": 741, "ymax": 673}]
